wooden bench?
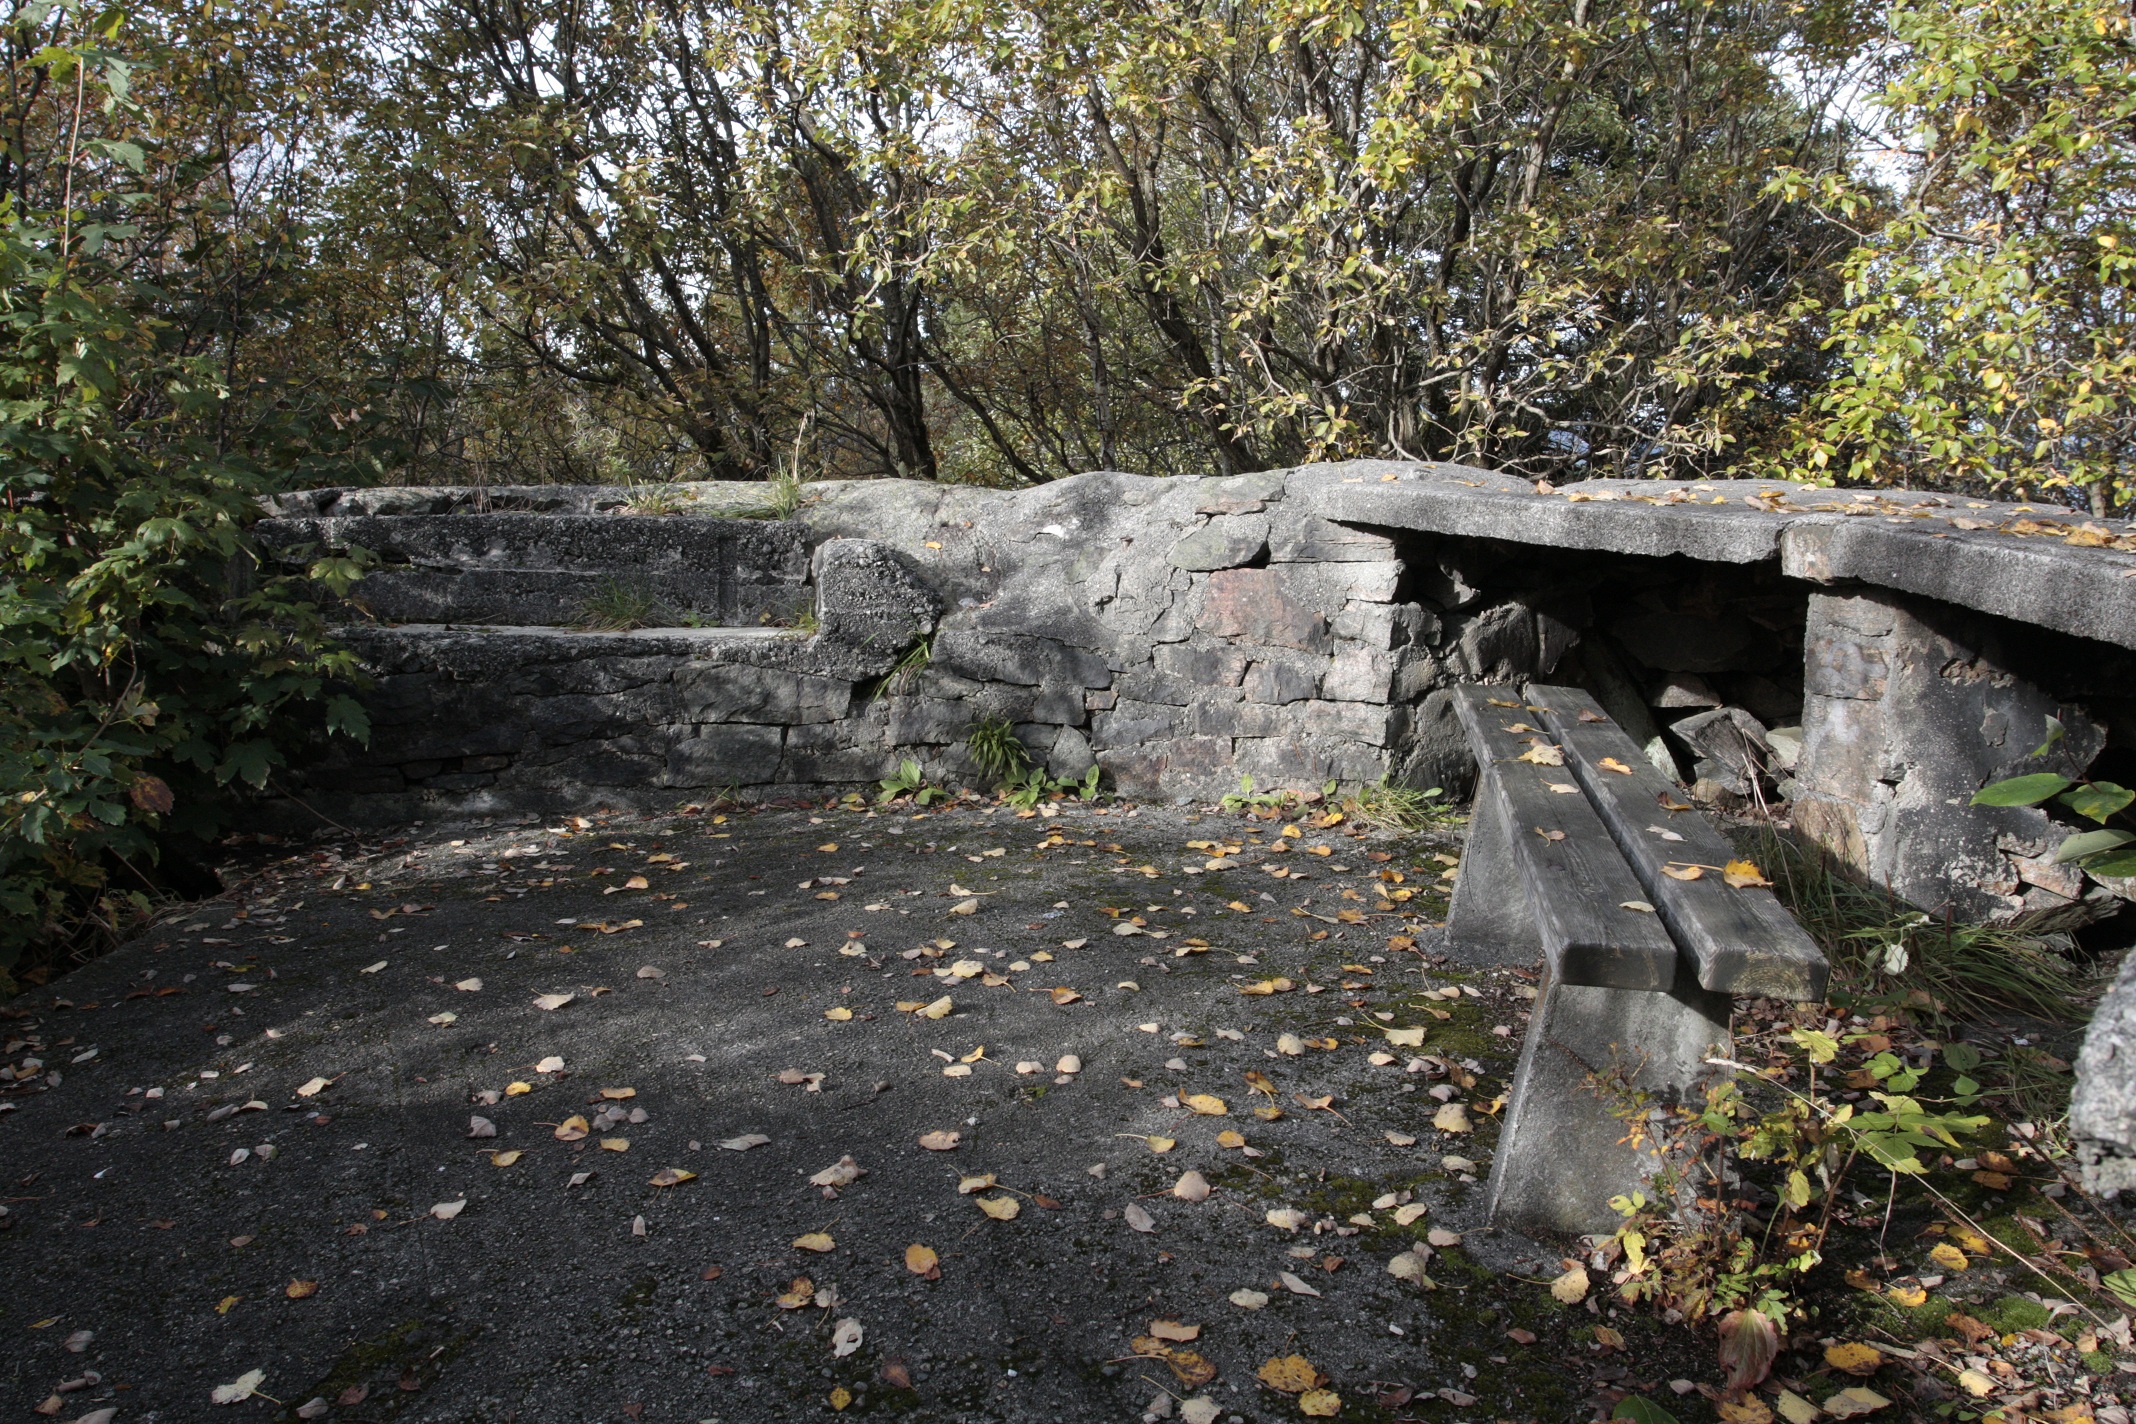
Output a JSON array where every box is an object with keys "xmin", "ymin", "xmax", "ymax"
[{"xmin": 1445, "ymin": 682, "xmax": 1828, "ymax": 1236}]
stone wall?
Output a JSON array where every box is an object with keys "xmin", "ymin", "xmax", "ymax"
[{"xmin": 267, "ymin": 461, "xmax": 2136, "ymax": 935}]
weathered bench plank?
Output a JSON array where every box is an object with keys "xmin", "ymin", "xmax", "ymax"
[
  {"xmin": 1447, "ymin": 686, "xmax": 1679, "ymax": 990},
  {"xmin": 1525, "ymin": 684, "xmax": 1829, "ymax": 1002}
]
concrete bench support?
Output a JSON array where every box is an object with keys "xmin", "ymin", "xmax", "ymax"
[{"xmin": 1486, "ymin": 971, "xmax": 1731, "ymax": 1236}]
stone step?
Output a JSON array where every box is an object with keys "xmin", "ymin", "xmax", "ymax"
[{"xmin": 257, "ymin": 513, "xmax": 810, "ymax": 627}]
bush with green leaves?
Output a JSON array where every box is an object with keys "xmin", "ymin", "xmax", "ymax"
[
  {"xmin": 1971, "ymin": 716, "xmax": 2136, "ymax": 880},
  {"xmin": 0, "ymin": 9, "xmax": 381, "ymax": 988}
]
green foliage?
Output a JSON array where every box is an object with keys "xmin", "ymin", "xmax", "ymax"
[
  {"xmin": 1973, "ymin": 715, "xmax": 2136, "ymax": 882},
  {"xmin": 0, "ymin": 6, "xmax": 379, "ymax": 985},
  {"xmin": 1000, "ymin": 763, "xmax": 1101, "ymax": 810},
  {"xmin": 1611, "ymin": 1400, "xmax": 1682, "ymax": 1424},
  {"xmin": 1770, "ymin": 0, "xmax": 2136, "ymax": 506},
  {"xmin": 872, "ymin": 636, "xmax": 932, "ymax": 704},
  {"xmin": 877, "ymin": 757, "xmax": 943, "ymax": 807},
  {"xmin": 1340, "ymin": 778, "xmax": 1456, "ymax": 832},
  {"xmin": 572, "ymin": 580, "xmax": 665, "ymax": 632},
  {"xmin": 963, "ymin": 716, "xmax": 1030, "ymax": 786}
]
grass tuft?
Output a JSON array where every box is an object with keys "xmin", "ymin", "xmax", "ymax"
[{"xmin": 574, "ymin": 579, "xmax": 666, "ymax": 632}]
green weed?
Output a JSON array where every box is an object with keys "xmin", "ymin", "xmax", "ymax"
[{"xmin": 573, "ymin": 579, "xmax": 666, "ymax": 631}]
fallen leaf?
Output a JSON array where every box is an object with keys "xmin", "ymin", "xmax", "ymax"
[
  {"xmin": 211, "ymin": 1370, "xmax": 267, "ymax": 1405},
  {"xmin": 1266, "ymin": 1208, "xmax": 1309, "ymax": 1232},
  {"xmin": 824, "ymin": 1007, "xmax": 854, "ymax": 1021},
  {"xmin": 977, "ymin": 1195, "xmax": 1021, "ymax": 1221},
  {"xmin": 531, "ymin": 993, "xmax": 574, "ymax": 1011},
  {"xmin": 905, "ymin": 1244, "xmax": 940, "ymax": 1276},
  {"xmin": 1550, "ymin": 1265, "xmax": 1590, "ymax": 1303},
  {"xmin": 718, "ymin": 1133, "xmax": 771, "ymax": 1151},
  {"xmin": 468, "ymin": 1115, "xmax": 497, "ymax": 1138},
  {"xmin": 430, "ymin": 1199, "xmax": 466, "ymax": 1221},
  {"xmin": 1216, "ymin": 1130, "xmax": 1246, "ymax": 1149},
  {"xmin": 917, "ymin": 1130, "xmax": 961, "ymax": 1150},
  {"xmin": 1722, "ymin": 859, "xmax": 1773, "ymax": 889},
  {"xmin": 1393, "ymin": 1203, "xmax": 1428, "ymax": 1226},
  {"xmin": 1150, "ymin": 1319, "xmax": 1201, "ymax": 1342},
  {"xmin": 1230, "ymin": 1289, "xmax": 1269, "ymax": 1309},
  {"xmin": 1955, "ymin": 1369, "xmax": 1995, "ymax": 1399},
  {"xmin": 1124, "ymin": 1203, "xmax": 1157, "ymax": 1233},
  {"xmin": 1432, "ymin": 1103, "xmax": 1472, "ymax": 1133},
  {"xmin": 1173, "ymin": 1170, "xmax": 1212, "ymax": 1202},
  {"xmin": 649, "ymin": 1167, "xmax": 697, "ymax": 1187},
  {"xmin": 286, "ymin": 1279, "xmax": 318, "ymax": 1299},
  {"xmin": 489, "ymin": 1149, "xmax": 523, "ymax": 1166},
  {"xmin": 1927, "ymin": 1242, "xmax": 1969, "ymax": 1272},
  {"xmin": 1426, "ymin": 1227, "xmax": 1462, "ymax": 1248},
  {"xmin": 426, "ymin": 1011, "xmax": 458, "ymax": 1026},
  {"xmin": 830, "ymin": 1385, "xmax": 852, "ymax": 1412},
  {"xmin": 1300, "ymin": 1389, "xmax": 1342, "ymax": 1417},
  {"xmin": 455, "ymin": 977, "xmax": 483, "ymax": 992},
  {"xmin": 1257, "ymin": 1355, "xmax": 1325, "ymax": 1394},
  {"xmin": 831, "ymin": 1318, "xmax": 864, "ymax": 1357},
  {"xmin": 1384, "ymin": 1130, "xmax": 1417, "ymax": 1146},
  {"xmin": 810, "ymin": 1156, "xmax": 867, "ymax": 1187},
  {"xmin": 294, "ymin": 1077, "xmax": 331, "ymax": 1098},
  {"xmin": 505, "ymin": 1081, "xmax": 532, "ymax": 1096},
  {"xmin": 1662, "ymin": 864, "xmax": 1705, "ymax": 881},
  {"xmin": 1820, "ymin": 1388, "xmax": 1892, "ymax": 1419},
  {"xmin": 793, "ymin": 1232, "xmax": 836, "ymax": 1253},
  {"xmin": 1775, "ymin": 1389, "xmax": 1821, "ymax": 1423},
  {"xmin": 1168, "ymin": 1351, "xmax": 1218, "ymax": 1388},
  {"xmin": 918, "ymin": 996, "xmax": 954, "ymax": 1019},
  {"xmin": 1182, "ymin": 1092, "xmax": 1228, "ymax": 1116},
  {"xmin": 535, "ymin": 1056, "xmax": 565, "ymax": 1073},
  {"xmin": 1278, "ymin": 1271, "xmax": 1322, "ymax": 1297},
  {"xmin": 1824, "ymin": 1342, "xmax": 1884, "ymax": 1376}
]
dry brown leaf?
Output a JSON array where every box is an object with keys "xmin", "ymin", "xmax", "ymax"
[
  {"xmin": 917, "ymin": 1130, "xmax": 961, "ymax": 1151},
  {"xmin": 1150, "ymin": 1319, "xmax": 1201, "ymax": 1342},
  {"xmin": 792, "ymin": 1232, "xmax": 836, "ymax": 1253},
  {"xmin": 904, "ymin": 1244, "xmax": 939, "ymax": 1276},
  {"xmin": 553, "ymin": 1115, "xmax": 590, "ymax": 1142},
  {"xmin": 1173, "ymin": 1170, "xmax": 1212, "ymax": 1202},
  {"xmin": 649, "ymin": 1167, "xmax": 697, "ymax": 1187},
  {"xmin": 976, "ymin": 1195, "xmax": 1021, "ymax": 1221}
]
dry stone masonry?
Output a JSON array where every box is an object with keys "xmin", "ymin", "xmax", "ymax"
[{"xmin": 260, "ymin": 459, "xmax": 2136, "ymax": 1202}]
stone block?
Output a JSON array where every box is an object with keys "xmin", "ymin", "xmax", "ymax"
[
  {"xmin": 1190, "ymin": 699, "xmax": 1290, "ymax": 739},
  {"xmin": 1302, "ymin": 699, "xmax": 1392, "ymax": 746},
  {"xmin": 1234, "ymin": 736, "xmax": 1331, "ymax": 788},
  {"xmin": 1452, "ymin": 601, "xmax": 1539, "ymax": 681},
  {"xmin": 677, "ymin": 664, "xmax": 854, "ymax": 724},
  {"xmin": 666, "ymin": 725, "xmax": 786, "ymax": 787},
  {"xmin": 780, "ymin": 725, "xmax": 896, "ymax": 784},
  {"xmin": 1167, "ymin": 515, "xmax": 1270, "ymax": 571},
  {"xmin": 1090, "ymin": 699, "xmax": 1180, "ymax": 751},
  {"xmin": 1321, "ymin": 647, "xmax": 1395, "ymax": 703},
  {"xmin": 933, "ymin": 629, "xmax": 1111, "ymax": 688},
  {"xmin": 1267, "ymin": 515, "xmax": 1396, "ymax": 563},
  {"xmin": 1196, "ymin": 569, "xmax": 1332, "ymax": 652},
  {"xmin": 1241, "ymin": 653, "xmax": 1325, "ymax": 705},
  {"xmin": 2075, "ymin": 952, "xmax": 2136, "ymax": 1197},
  {"xmin": 884, "ymin": 696, "xmax": 968, "ymax": 746},
  {"xmin": 1154, "ymin": 640, "xmax": 1251, "ymax": 687}
]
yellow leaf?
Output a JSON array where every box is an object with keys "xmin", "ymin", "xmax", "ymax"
[
  {"xmin": 1928, "ymin": 1242, "xmax": 1969, "ymax": 1271},
  {"xmin": 1885, "ymin": 1283, "xmax": 1927, "ymax": 1307},
  {"xmin": 554, "ymin": 1115, "xmax": 590, "ymax": 1142},
  {"xmin": 599, "ymin": 1137, "xmax": 630, "ymax": 1152},
  {"xmin": 1824, "ymin": 1342, "xmax": 1884, "ymax": 1376},
  {"xmin": 830, "ymin": 1385, "xmax": 852, "ymax": 1411},
  {"xmin": 1182, "ymin": 1093, "xmax": 1229, "ymax": 1116},
  {"xmin": 1216, "ymin": 1130, "xmax": 1246, "ymax": 1149},
  {"xmin": 1300, "ymin": 1389, "xmax": 1342, "ymax": 1417},
  {"xmin": 1597, "ymin": 756, "xmax": 1634, "ymax": 775},
  {"xmin": 1383, "ymin": 1026, "xmax": 1425, "ymax": 1047},
  {"xmin": 1516, "ymin": 744, "xmax": 1565, "ymax": 766},
  {"xmin": 600, "ymin": 1086, "xmax": 637, "ymax": 1100},
  {"xmin": 1662, "ymin": 864, "xmax": 1704, "ymax": 881},
  {"xmin": 958, "ymin": 1173, "xmax": 998, "ymax": 1193},
  {"xmin": 1957, "ymin": 1369, "xmax": 1995, "ymax": 1398},
  {"xmin": 622, "ymin": 875, "xmax": 650, "ymax": 890},
  {"xmin": 1718, "ymin": 1401, "xmax": 1773, "ymax": 1424},
  {"xmin": 824, "ymin": 1006, "xmax": 853, "ymax": 1021},
  {"xmin": 1150, "ymin": 1319, "xmax": 1201, "ymax": 1342},
  {"xmin": 1821, "ymin": 1387, "xmax": 1893, "ymax": 1419},
  {"xmin": 1433, "ymin": 1103, "xmax": 1473, "ymax": 1133},
  {"xmin": 977, "ymin": 1195, "xmax": 1021, "ymax": 1221},
  {"xmin": 792, "ymin": 1232, "xmax": 836, "ymax": 1253},
  {"xmin": 649, "ymin": 1167, "xmax": 697, "ymax": 1187},
  {"xmin": 505, "ymin": 1081, "xmax": 532, "ymax": 1096},
  {"xmin": 918, "ymin": 996, "xmax": 954, "ymax": 1019},
  {"xmin": 216, "ymin": 1295, "xmax": 241, "ymax": 1315},
  {"xmin": 1723, "ymin": 859, "xmax": 1773, "ymax": 888},
  {"xmin": 775, "ymin": 1278, "xmax": 815, "ymax": 1309},
  {"xmin": 1256, "ymin": 1354, "xmax": 1324, "ymax": 1394},
  {"xmin": 1550, "ymin": 1265, "xmax": 1590, "ymax": 1303},
  {"xmin": 286, "ymin": 1279, "xmax": 318, "ymax": 1299},
  {"xmin": 905, "ymin": 1243, "xmax": 939, "ymax": 1275},
  {"xmin": 489, "ymin": 1150, "xmax": 523, "ymax": 1167}
]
